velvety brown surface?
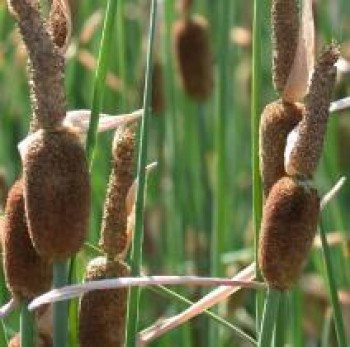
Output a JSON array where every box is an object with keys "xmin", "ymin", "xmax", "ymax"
[
  {"xmin": 48, "ymin": 0, "xmax": 70, "ymax": 51},
  {"xmin": 173, "ymin": 15, "xmax": 213, "ymax": 102},
  {"xmin": 3, "ymin": 179, "xmax": 52, "ymax": 299},
  {"xmin": 259, "ymin": 176, "xmax": 320, "ymax": 290},
  {"xmin": 259, "ymin": 100, "xmax": 304, "ymax": 197},
  {"xmin": 286, "ymin": 45, "xmax": 339, "ymax": 178},
  {"xmin": 23, "ymin": 127, "xmax": 90, "ymax": 261},
  {"xmin": 271, "ymin": 0, "xmax": 299, "ymax": 93},
  {"xmin": 100, "ymin": 127, "xmax": 135, "ymax": 257},
  {"xmin": 9, "ymin": 0, "xmax": 66, "ymax": 132},
  {"xmin": 79, "ymin": 258, "xmax": 130, "ymax": 347}
]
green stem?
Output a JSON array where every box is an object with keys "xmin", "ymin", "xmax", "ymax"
[
  {"xmin": 251, "ymin": 0, "xmax": 264, "ymax": 331},
  {"xmin": 273, "ymin": 291, "xmax": 285, "ymax": 347},
  {"xmin": 210, "ymin": 0, "xmax": 230, "ymax": 345},
  {"xmin": 53, "ymin": 261, "xmax": 68, "ymax": 347},
  {"xmin": 319, "ymin": 221, "xmax": 347, "ymax": 347},
  {"xmin": 20, "ymin": 300, "xmax": 35, "ymax": 347},
  {"xmin": 125, "ymin": 1, "xmax": 157, "ymax": 346},
  {"xmin": 258, "ymin": 287, "xmax": 281, "ymax": 347},
  {"xmin": 85, "ymin": 0, "xmax": 118, "ymax": 166}
]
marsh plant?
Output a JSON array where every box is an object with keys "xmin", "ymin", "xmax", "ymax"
[{"xmin": 0, "ymin": 0, "xmax": 350, "ymax": 347}]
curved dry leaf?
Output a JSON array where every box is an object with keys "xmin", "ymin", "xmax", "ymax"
[{"xmin": 282, "ymin": 0, "xmax": 315, "ymax": 102}]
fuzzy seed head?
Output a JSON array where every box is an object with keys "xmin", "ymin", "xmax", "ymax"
[
  {"xmin": 259, "ymin": 100, "xmax": 304, "ymax": 196},
  {"xmin": 259, "ymin": 176, "xmax": 320, "ymax": 290},
  {"xmin": 9, "ymin": 0, "xmax": 66, "ymax": 131},
  {"xmin": 23, "ymin": 127, "xmax": 90, "ymax": 261},
  {"xmin": 47, "ymin": 0, "xmax": 72, "ymax": 53},
  {"xmin": 79, "ymin": 257, "xmax": 130, "ymax": 347},
  {"xmin": 3, "ymin": 180, "xmax": 52, "ymax": 299},
  {"xmin": 99, "ymin": 127, "xmax": 135, "ymax": 258},
  {"xmin": 271, "ymin": 0, "xmax": 300, "ymax": 93},
  {"xmin": 173, "ymin": 15, "xmax": 213, "ymax": 102},
  {"xmin": 285, "ymin": 45, "xmax": 339, "ymax": 177}
]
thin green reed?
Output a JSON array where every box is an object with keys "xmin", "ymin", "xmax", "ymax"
[
  {"xmin": 319, "ymin": 220, "xmax": 347, "ymax": 347},
  {"xmin": 85, "ymin": 0, "xmax": 118, "ymax": 166},
  {"xmin": 53, "ymin": 261, "xmax": 69, "ymax": 347},
  {"xmin": 125, "ymin": 1, "xmax": 157, "ymax": 346},
  {"xmin": 251, "ymin": 0, "xmax": 264, "ymax": 331},
  {"xmin": 210, "ymin": 1, "xmax": 230, "ymax": 346},
  {"xmin": 20, "ymin": 300, "xmax": 35, "ymax": 347}
]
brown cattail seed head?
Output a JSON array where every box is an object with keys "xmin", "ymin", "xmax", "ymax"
[
  {"xmin": 173, "ymin": 15, "xmax": 213, "ymax": 102},
  {"xmin": 99, "ymin": 126, "xmax": 135, "ymax": 258},
  {"xmin": 3, "ymin": 179, "xmax": 52, "ymax": 299},
  {"xmin": 79, "ymin": 257, "xmax": 130, "ymax": 347},
  {"xmin": 285, "ymin": 44, "xmax": 340, "ymax": 177},
  {"xmin": 9, "ymin": 0, "xmax": 66, "ymax": 131},
  {"xmin": 259, "ymin": 176, "xmax": 320, "ymax": 290},
  {"xmin": 47, "ymin": 0, "xmax": 72, "ymax": 53},
  {"xmin": 271, "ymin": 0, "xmax": 300, "ymax": 93},
  {"xmin": 23, "ymin": 127, "xmax": 90, "ymax": 261},
  {"xmin": 260, "ymin": 100, "xmax": 304, "ymax": 196}
]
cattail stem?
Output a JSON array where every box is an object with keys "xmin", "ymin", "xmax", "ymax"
[
  {"xmin": 125, "ymin": 0, "xmax": 157, "ymax": 346},
  {"xmin": 273, "ymin": 292, "xmax": 286, "ymax": 347},
  {"xmin": 210, "ymin": 1, "xmax": 230, "ymax": 346},
  {"xmin": 251, "ymin": 0, "xmax": 264, "ymax": 330},
  {"xmin": 319, "ymin": 221, "xmax": 347, "ymax": 347},
  {"xmin": 53, "ymin": 261, "xmax": 68, "ymax": 347},
  {"xmin": 20, "ymin": 300, "xmax": 35, "ymax": 347},
  {"xmin": 258, "ymin": 288, "xmax": 281, "ymax": 347}
]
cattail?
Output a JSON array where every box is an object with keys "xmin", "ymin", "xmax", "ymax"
[
  {"xmin": 3, "ymin": 179, "xmax": 52, "ymax": 299},
  {"xmin": 173, "ymin": 14, "xmax": 213, "ymax": 102},
  {"xmin": 99, "ymin": 126, "xmax": 135, "ymax": 258},
  {"xmin": 79, "ymin": 257, "xmax": 130, "ymax": 347},
  {"xmin": 8, "ymin": 333, "xmax": 52, "ymax": 347},
  {"xmin": 8, "ymin": 0, "xmax": 66, "ymax": 131},
  {"xmin": 271, "ymin": 0, "xmax": 300, "ymax": 93},
  {"xmin": 47, "ymin": 0, "xmax": 72, "ymax": 53},
  {"xmin": 259, "ymin": 176, "xmax": 320, "ymax": 290},
  {"xmin": 259, "ymin": 100, "xmax": 304, "ymax": 196},
  {"xmin": 23, "ymin": 127, "xmax": 90, "ymax": 261},
  {"xmin": 285, "ymin": 45, "xmax": 340, "ymax": 178}
]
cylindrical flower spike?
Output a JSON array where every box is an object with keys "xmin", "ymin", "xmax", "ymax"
[
  {"xmin": 47, "ymin": 0, "xmax": 72, "ymax": 53},
  {"xmin": 3, "ymin": 180, "xmax": 52, "ymax": 299},
  {"xmin": 285, "ymin": 45, "xmax": 340, "ymax": 177},
  {"xmin": 23, "ymin": 127, "xmax": 90, "ymax": 261},
  {"xmin": 259, "ymin": 100, "xmax": 304, "ymax": 196},
  {"xmin": 79, "ymin": 257, "xmax": 130, "ymax": 347},
  {"xmin": 259, "ymin": 176, "xmax": 320, "ymax": 290},
  {"xmin": 271, "ymin": 0, "xmax": 300, "ymax": 93},
  {"xmin": 99, "ymin": 126, "xmax": 136, "ymax": 258},
  {"xmin": 173, "ymin": 15, "xmax": 213, "ymax": 102},
  {"xmin": 8, "ymin": 0, "xmax": 66, "ymax": 131}
]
